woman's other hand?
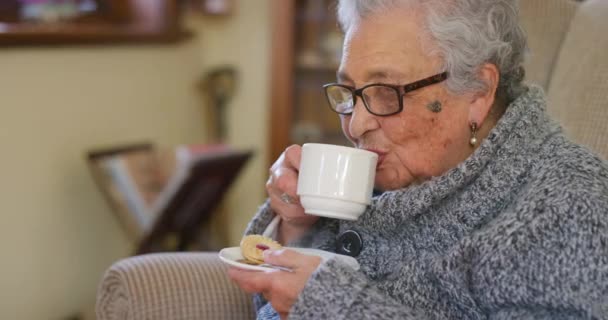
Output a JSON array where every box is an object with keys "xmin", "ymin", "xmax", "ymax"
[
  {"xmin": 266, "ymin": 145, "xmax": 319, "ymax": 244},
  {"xmin": 228, "ymin": 249, "xmax": 322, "ymax": 320}
]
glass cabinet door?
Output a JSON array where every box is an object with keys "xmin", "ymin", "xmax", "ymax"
[
  {"xmin": 269, "ymin": 0, "xmax": 349, "ymax": 164},
  {"xmin": 290, "ymin": 0, "xmax": 349, "ymax": 146}
]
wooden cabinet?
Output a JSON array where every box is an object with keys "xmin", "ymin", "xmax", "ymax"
[{"xmin": 269, "ymin": 0, "xmax": 348, "ymax": 164}]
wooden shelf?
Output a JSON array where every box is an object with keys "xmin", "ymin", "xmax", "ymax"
[
  {"xmin": 0, "ymin": 0, "xmax": 191, "ymax": 46},
  {"xmin": 0, "ymin": 23, "xmax": 191, "ymax": 45}
]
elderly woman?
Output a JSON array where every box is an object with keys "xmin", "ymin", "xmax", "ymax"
[{"xmin": 229, "ymin": 0, "xmax": 608, "ymax": 319}]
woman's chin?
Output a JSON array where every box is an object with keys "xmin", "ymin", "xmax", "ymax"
[
  {"xmin": 375, "ymin": 168, "xmax": 414, "ymax": 191},
  {"xmin": 375, "ymin": 176, "xmax": 405, "ymax": 191}
]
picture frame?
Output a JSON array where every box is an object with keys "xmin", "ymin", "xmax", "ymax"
[
  {"xmin": 86, "ymin": 142, "xmax": 159, "ymax": 241},
  {"xmin": 0, "ymin": 0, "xmax": 190, "ymax": 46}
]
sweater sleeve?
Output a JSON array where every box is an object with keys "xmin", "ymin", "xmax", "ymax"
[{"xmin": 288, "ymin": 258, "xmax": 428, "ymax": 320}]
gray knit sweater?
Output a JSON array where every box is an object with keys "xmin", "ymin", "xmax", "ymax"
[{"xmin": 245, "ymin": 86, "xmax": 608, "ymax": 319}]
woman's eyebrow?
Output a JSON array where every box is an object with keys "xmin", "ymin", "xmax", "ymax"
[{"xmin": 365, "ymin": 69, "xmax": 406, "ymax": 82}]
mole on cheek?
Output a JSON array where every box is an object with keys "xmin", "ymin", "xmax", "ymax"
[{"xmin": 426, "ymin": 100, "xmax": 442, "ymax": 113}]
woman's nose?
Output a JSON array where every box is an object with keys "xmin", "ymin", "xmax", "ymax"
[{"xmin": 347, "ymin": 100, "xmax": 379, "ymax": 139}]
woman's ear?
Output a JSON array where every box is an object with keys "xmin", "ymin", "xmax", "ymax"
[{"xmin": 468, "ymin": 63, "xmax": 499, "ymax": 126}]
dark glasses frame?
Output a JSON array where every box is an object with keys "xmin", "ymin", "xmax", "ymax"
[{"xmin": 323, "ymin": 71, "xmax": 449, "ymax": 116}]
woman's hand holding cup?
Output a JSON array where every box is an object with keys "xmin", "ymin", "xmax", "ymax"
[{"xmin": 266, "ymin": 145, "xmax": 319, "ymax": 244}]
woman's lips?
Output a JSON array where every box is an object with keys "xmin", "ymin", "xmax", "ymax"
[{"xmin": 363, "ymin": 149, "xmax": 387, "ymax": 167}]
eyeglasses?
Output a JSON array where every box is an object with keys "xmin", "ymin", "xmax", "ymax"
[{"xmin": 323, "ymin": 72, "xmax": 449, "ymax": 116}]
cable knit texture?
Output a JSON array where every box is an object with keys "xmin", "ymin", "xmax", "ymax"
[{"xmin": 245, "ymin": 86, "xmax": 608, "ymax": 320}]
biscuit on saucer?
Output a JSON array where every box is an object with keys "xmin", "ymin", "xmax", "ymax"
[{"xmin": 240, "ymin": 235, "xmax": 282, "ymax": 264}]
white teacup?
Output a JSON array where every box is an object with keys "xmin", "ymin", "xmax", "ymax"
[{"xmin": 297, "ymin": 143, "xmax": 377, "ymax": 220}]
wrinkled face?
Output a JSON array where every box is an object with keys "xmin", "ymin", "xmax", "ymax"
[{"xmin": 339, "ymin": 8, "xmax": 474, "ymax": 191}]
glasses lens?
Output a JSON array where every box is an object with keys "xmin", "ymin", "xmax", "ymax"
[
  {"xmin": 362, "ymin": 85, "xmax": 400, "ymax": 115},
  {"xmin": 325, "ymin": 85, "xmax": 354, "ymax": 114}
]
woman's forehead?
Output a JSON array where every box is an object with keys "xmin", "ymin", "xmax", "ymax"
[
  {"xmin": 345, "ymin": 13, "xmax": 423, "ymax": 50},
  {"xmin": 341, "ymin": 31, "xmax": 438, "ymax": 83},
  {"xmin": 341, "ymin": 8, "xmax": 436, "ymax": 80}
]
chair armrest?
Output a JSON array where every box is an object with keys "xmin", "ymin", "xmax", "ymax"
[{"xmin": 96, "ymin": 252, "xmax": 255, "ymax": 320}]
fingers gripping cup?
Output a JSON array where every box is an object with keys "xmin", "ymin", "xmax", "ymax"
[{"xmin": 297, "ymin": 143, "xmax": 377, "ymax": 220}]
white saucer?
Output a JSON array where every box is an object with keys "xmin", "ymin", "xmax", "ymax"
[{"xmin": 218, "ymin": 247, "xmax": 359, "ymax": 272}]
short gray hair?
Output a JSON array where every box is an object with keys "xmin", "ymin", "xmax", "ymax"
[{"xmin": 337, "ymin": 0, "xmax": 528, "ymax": 104}]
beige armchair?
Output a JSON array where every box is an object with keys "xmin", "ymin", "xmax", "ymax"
[
  {"xmin": 96, "ymin": 1, "xmax": 608, "ymax": 319},
  {"xmin": 96, "ymin": 253, "xmax": 255, "ymax": 319}
]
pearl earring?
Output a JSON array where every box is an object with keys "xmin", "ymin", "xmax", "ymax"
[{"xmin": 469, "ymin": 122, "xmax": 479, "ymax": 147}]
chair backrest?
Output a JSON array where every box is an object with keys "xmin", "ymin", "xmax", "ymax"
[
  {"xmin": 520, "ymin": 0, "xmax": 579, "ymax": 90},
  {"xmin": 546, "ymin": 0, "xmax": 608, "ymax": 159}
]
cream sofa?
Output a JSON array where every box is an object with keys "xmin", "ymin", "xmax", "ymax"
[{"xmin": 96, "ymin": 0, "xmax": 608, "ymax": 319}]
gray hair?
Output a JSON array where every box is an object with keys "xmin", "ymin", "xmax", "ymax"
[{"xmin": 337, "ymin": 0, "xmax": 528, "ymax": 104}]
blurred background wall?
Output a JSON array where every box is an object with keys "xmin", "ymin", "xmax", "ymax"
[
  {"xmin": 190, "ymin": 0, "xmax": 271, "ymax": 251},
  {"xmin": 0, "ymin": 0, "xmax": 270, "ymax": 318}
]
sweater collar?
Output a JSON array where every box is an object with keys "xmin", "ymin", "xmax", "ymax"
[{"xmin": 359, "ymin": 86, "xmax": 560, "ymax": 229}]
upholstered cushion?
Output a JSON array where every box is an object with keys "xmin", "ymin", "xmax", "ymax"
[
  {"xmin": 520, "ymin": 0, "xmax": 579, "ymax": 89},
  {"xmin": 547, "ymin": 0, "xmax": 608, "ymax": 160},
  {"xmin": 96, "ymin": 252, "xmax": 255, "ymax": 320}
]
